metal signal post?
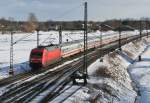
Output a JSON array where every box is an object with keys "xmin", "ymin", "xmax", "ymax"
[
  {"xmin": 99, "ymin": 26, "xmax": 103, "ymax": 62},
  {"xmin": 139, "ymin": 20, "xmax": 142, "ymax": 39},
  {"xmin": 83, "ymin": 2, "xmax": 88, "ymax": 74},
  {"xmin": 118, "ymin": 20, "xmax": 122, "ymax": 51},
  {"xmin": 59, "ymin": 25, "xmax": 62, "ymax": 45},
  {"xmin": 37, "ymin": 29, "xmax": 40, "ymax": 47},
  {"xmin": 118, "ymin": 30, "xmax": 122, "ymax": 51},
  {"xmin": 146, "ymin": 20, "xmax": 149, "ymax": 38},
  {"xmin": 83, "ymin": 2, "xmax": 88, "ymax": 85},
  {"xmin": 71, "ymin": 2, "xmax": 88, "ymax": 85},
  {"xmin": 83, "ymin": 2, "xmax": 88, "ymax": 83},
  {"xmin": 9, "ymin": 31, "xmax": 14, "ymax": 75}
]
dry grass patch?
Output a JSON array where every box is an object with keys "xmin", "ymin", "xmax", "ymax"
[
  {"xmin": 94, "ymin": 66, "xmax": 110, "ymax": 77},
  {"xmin": 108, "ymin": 51, "xmax": 117, "ymax": 58},
  {"xmin": 142, "ymin": 38, "xmax": 149, "ymax": 45},
  {"xmin": 132, "ymin": 40, "xmax": 140, "ymax": 48}
]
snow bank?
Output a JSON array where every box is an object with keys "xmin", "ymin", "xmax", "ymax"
[
  {"xmin": 128, "ymin": 45, "xmax": 150, "ymax": 103},
  {"xmin": 0, "ymin": 62, "xmax": 31, "ymax": 79},
  {"xmin": 63, "ymin": 37, "xmax": 150, "ymax": 103},
  {"xmin": 1, "ymin": 31, "xmax": 149, "ymax": 102},
  {"xmin": 122, "ymin": 38, "xmax": 148, "ymax": 60},
  {"xmin": 88, "ymin": 59, "xmax": 107, "ymax": 77}
]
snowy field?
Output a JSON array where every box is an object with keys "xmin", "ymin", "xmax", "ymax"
[
  {"xmin": 0, "ymin": 30, "xmax": 140, "ymax": 79},
  {"xmin": 129, "ymin": 46, "xmax": 150, "ymax": 103},
  {"xmin": 0, "ymin": 31, "xmax": 149, "ymax": 102},
  {"xmin": 0, "ymin": 30, "xmax": 114, "ymax": 67}
]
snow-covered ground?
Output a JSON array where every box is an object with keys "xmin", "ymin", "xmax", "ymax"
[
  {"xmin": 129, "ymin": 45, "xmax": 150, "ymax": 103},
  {"xmin": 0, "ymin": 30, "xmax": 150, "ymax": 102},
  {"xmin": 0, "ymin": 30, "xmax": 139, "ymax": 79},
  {"xmin": 52, "ymin": 37, "xmax": 150, "ymax": 103},
  {"xmin": 0, "ymin": 30, "xmax": 138, "ymax": 67},
  {"xmin": 0, "ymin": 30, "xmax": 108, "ymax": 79}
]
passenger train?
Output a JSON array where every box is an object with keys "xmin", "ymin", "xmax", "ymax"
[{"xmin": 29, "ymin": 32, "xmax": 135, "ymax": 69}]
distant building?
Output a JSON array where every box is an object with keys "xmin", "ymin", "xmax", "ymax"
[
  {"xmin": 113, "ymin": 25, "xmax": 135, "ymax": 32},
  {"xmin": 100, "ymin": 24, "xmax": 113, "ymax": 31}
]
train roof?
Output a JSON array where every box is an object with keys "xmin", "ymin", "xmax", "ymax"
[{"xmin": 35, "ymin": 44, "xmax": 60, "ymax": 51}]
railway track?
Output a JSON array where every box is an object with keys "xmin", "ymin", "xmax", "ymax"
[
  {"xmin": 0, "ymin": 33, "xmax": 149, "ymax": 103},
  {"xmin": 0, "ymin": 52, "xmax": 88, "ymax": 102},
  {"xmin": 52, "ymin": 85, "xmax": 82, "ymax": 103},
  {"xmin": 0, "ymin": 32, "xmax": 142, "ymax": 87},
  {"xmin": 0, "ymin": 33, "xmax": 129, "ymax": 86},
  {"xmin": 42, "ymin": 34, "xmax": 149, "ymax": 103},
  {"xmin": 0, "ymin": 63, "xmax": 73, "ymax": 102}
]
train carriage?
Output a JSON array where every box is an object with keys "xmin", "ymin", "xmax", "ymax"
[{"xmin": 29, "ymin": 32, "xmax": 129, "ymax": 70}]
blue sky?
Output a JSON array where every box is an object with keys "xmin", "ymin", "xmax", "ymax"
[{"xmin": 0, "ymin": 0, "xmax": 150, "ymax": 21}]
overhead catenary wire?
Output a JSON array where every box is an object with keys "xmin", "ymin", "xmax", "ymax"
[
  {"xmin": 9, "ymin": 4, "xmax": 82, "ymax": 47},
  {"xmin": 64, "ymin": 31, "xmax": 86, "ymax": 46},
  {"xmin": 13, "ymin": 33, "xmax": 33, "ymax": 45},
  {"xmin": 40, "ymin": 4, "xmax": 83, "ymax": 46},
  {"xmin": 14, "ymin": 3, "xmax": 83, "ymax": 46},
  {"xmin": 65, "ymin": 33, "xmax": 74, "ymax": 41},
  {"xmin": 40, "ymin": 35, "xmax": 55, "ymax": 45},
  {"xmin": 53, "ymin": 4, "xmax": 82, "ymax": 20}
]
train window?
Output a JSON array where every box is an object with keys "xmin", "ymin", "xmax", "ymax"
[{"xmin": 31, "ymin": 52, "xmax": 43, "ymax": 57}]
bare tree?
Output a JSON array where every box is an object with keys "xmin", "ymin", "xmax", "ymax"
[{"xmin": 24, "ymin": 13, "xmax": 38, "ymax": 32}]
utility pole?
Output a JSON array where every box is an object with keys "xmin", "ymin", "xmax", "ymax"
[
  {"xmin": 146, "ymin": 20, "xmax": 149, "ymax": 38},
  {"xmin": 99, "ymin": 25, "xmax": 103, "ymax": 62},
  {"xmin": 9, "ymin": 31, "xmax": 14, "ymax": 75},
  {"xmin": 139, "ymin": 20, "xmax": 142, "ymax": 39},
  {"xmin": 59, "ymin": 25, "xmax": 62, "ymax": 45},
  {"xmin": 118, "ymin": 20, "xmax": 122, "ymax": 51},
  {"xmin": 83, "ymin": 2, "xmax": 88, "ymax": 82},
  {"xmin": 36, "ymin": 29, "xmax": 39, "ymax": 47},
  {"xmin": 119, "ymin": 29, "xmax": 122, "ymax": 51},
  {"xmin": 9, "ymin": 18, "xmax": 14, "ymax": 75},
  {"xmin": 71, "ymin": 2, "xmax": 88, "ymax": 85}
]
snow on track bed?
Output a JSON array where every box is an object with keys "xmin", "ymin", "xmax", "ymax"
[
  {"xmin": 55, "ymin": 36, "xmax": 150, "ymax": 103},
  {"xmin": 0, "ymin": 44, "xmax": 100, "ymax": 103},
  {"xmin": 0, "ymin": 63, "xmax": 73, "ymax": 103},
  {"xmin": 0, "ymin": 30, "xmax": 149, "ymax": 102},
  {"xmin": 0, "ymin": 30, "xmax": 139, "ymax": 79},
  {"xmin": 50, "ymin": 85, "xmax": 82, "ymax": 103},
  {"xmin": 0, "ymin": 32, "xmax": 137, "ymax": 82}
]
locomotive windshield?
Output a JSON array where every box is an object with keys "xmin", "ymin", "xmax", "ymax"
[{"xmin": 31, "ymin": 52, "xmax": 43, "ymax": 57}]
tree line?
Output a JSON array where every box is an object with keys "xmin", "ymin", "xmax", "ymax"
[{"xmin": 0, "ymin": 13, "xmax": 150, "ymax": 33}]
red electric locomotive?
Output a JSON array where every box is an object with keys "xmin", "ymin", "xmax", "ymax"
[{"xmin": 29, "ymin": 45, "xmax": 61, "ymax": 69}]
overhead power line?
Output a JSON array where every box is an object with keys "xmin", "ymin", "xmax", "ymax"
[
  {"xmin": 13, "ymin": 33, "xmax": 33, "ymax": 45},
  {"xmin": 53, "ymin": 4, "xmax": 82, "ymax": 20}
]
